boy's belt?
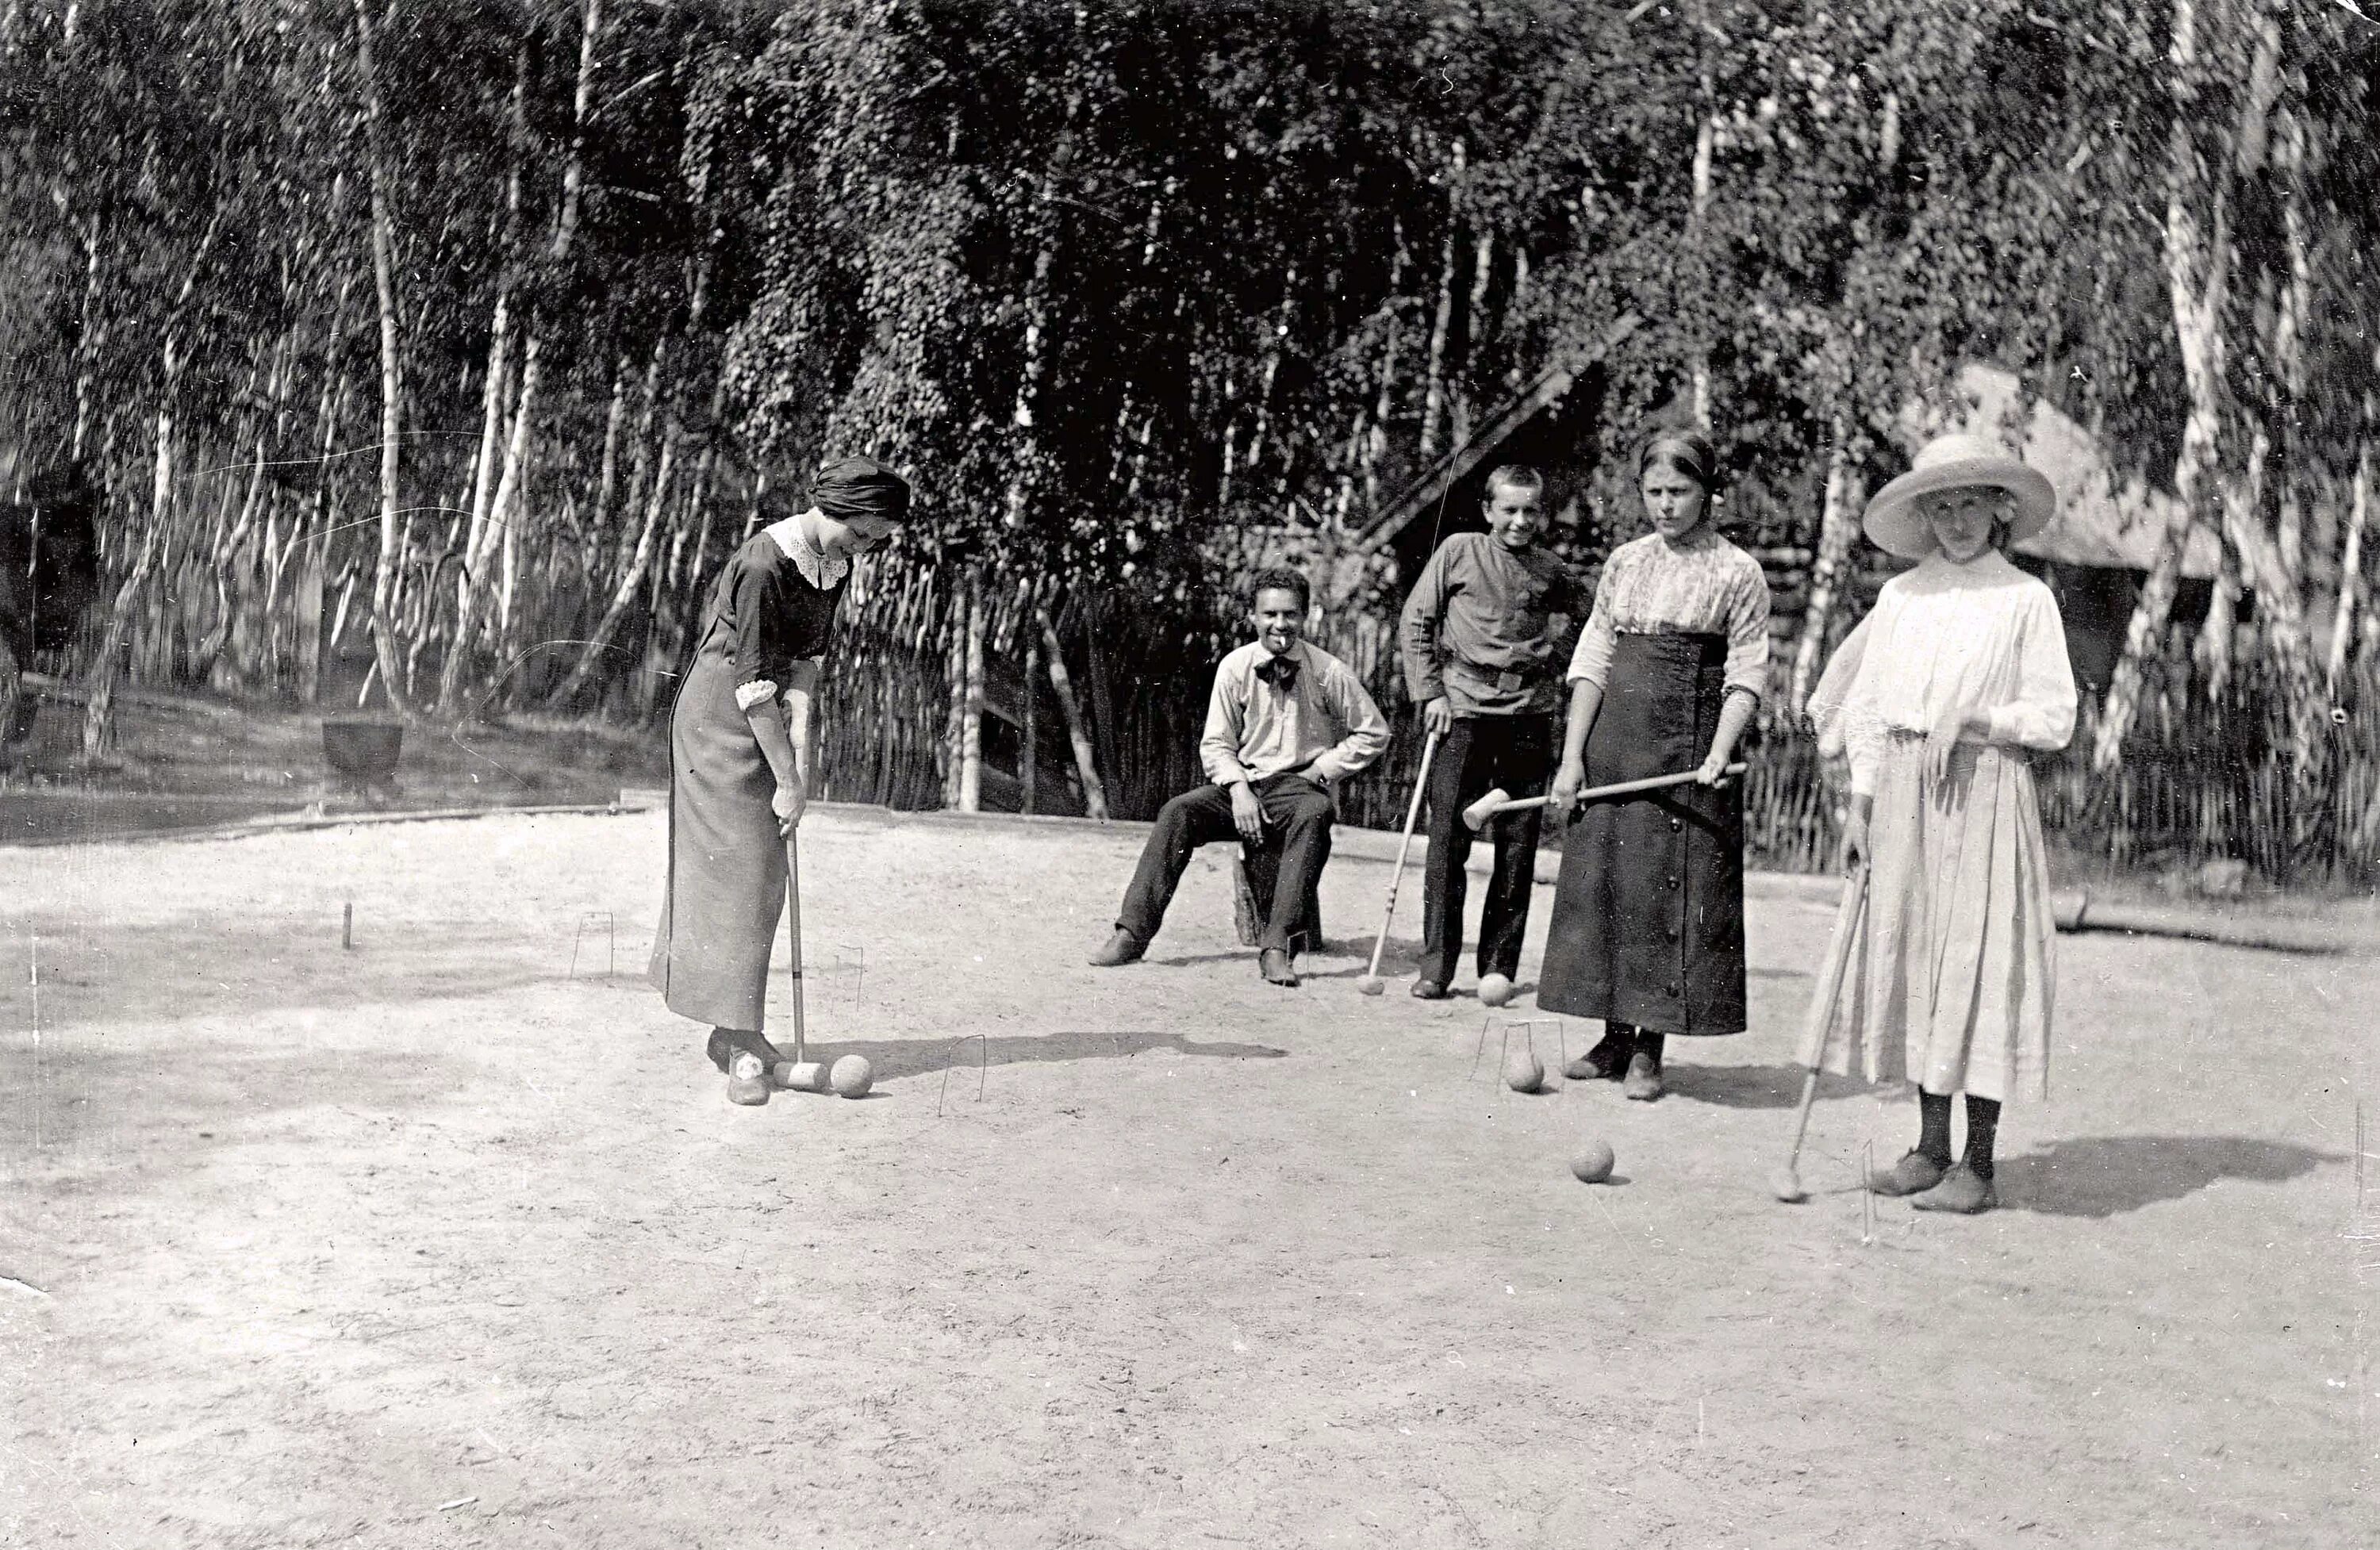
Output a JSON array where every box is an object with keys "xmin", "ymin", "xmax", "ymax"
[{"xmin": 1449, "ymin": 660, "xmax": 1542, "ymax": 696}]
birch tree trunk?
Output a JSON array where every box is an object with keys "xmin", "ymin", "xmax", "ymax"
[
  {"xmin": 958, "ymin": 576, "xmax": 985, "ymax": 811},
  {"xmin": 355, "ymin": 0, "xmax": 412, "ymax": 714},
  {"xmin": 1787, "ymin": 423, "xmax": 1859, "ymax": 713},
  {"xmin": 2327, "ymin": 434, "xmax": 2372, "ymax": 694},
  {"xmin": 551, "ymin": 424, "xmax": 674, "ymax": 709},
  {"xmin": 2094, "ymin": 0, "xmax": 2223, "ymax": 773},
  {"xmin": 79, "ymin": 198, "xmax": 226, "ymax": 755},
  {"xmin": 79, "ymin": 406, "xmax": 171, "ymax": 759},
  {"xmin": 1037, "ymin": 603, "xmax": 1106, "ymax": 821},
  {"xmin": 1417, "ymin": 139, "xmax": 1464, "ymax": 461}
]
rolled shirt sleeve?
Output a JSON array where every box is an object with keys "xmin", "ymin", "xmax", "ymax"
[{"xmin": 1985, "ymin": 586, "xmax": 2079, "ymax": 753}]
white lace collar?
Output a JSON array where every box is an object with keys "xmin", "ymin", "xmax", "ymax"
[{"xmin": 766, "ymin": 514, "xmax": 850, "ymax": 591}]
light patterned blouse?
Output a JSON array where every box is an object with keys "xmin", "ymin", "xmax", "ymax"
[
  {"xmin": 1811, "ymin": 550, "xmax": 2078, "ymax": 797},
  {"xmin": 1566, "ymin": 526, "xmax": 1772, "ymax": 700}
]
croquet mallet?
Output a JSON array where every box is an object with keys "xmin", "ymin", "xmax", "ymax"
[
  {"xmin": 1355, "ymin": 728, "xmax": 1444, "ymax": 996},
  {"xmin": 1460, "ymin": 762, "xmax": 1749, "ymax": 831},
  {"xmin": 770, "ymin": 832, "xmax": 828, "ymax": 1092},
  {"xmin": 1772, "ymin": 861, "xmax": 1871, "ymax": 1203}
]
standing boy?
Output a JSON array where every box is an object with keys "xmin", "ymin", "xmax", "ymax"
[
  {"xmin": 1399, "ymin": 465, "xmax": 1583, "ymax": 1003},
  {"xmin": 1089, "ymin": 566, "xmax": 1388, "ymax": 988}
]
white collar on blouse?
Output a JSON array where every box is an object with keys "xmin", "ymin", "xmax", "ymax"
[{"xmin": 766, "ymin": 512, "xmax": 850, "ymax": 591}]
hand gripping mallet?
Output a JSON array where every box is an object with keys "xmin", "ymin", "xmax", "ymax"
[
  {"xmin": 1356, "ymin": 728, "xmax": 1444, "ymax": 996},
  {"xmin": 1459, "ymin": 762, "xmax": 1749, "ymax": 831},
  {"xmin": 1772, "ymin": 861, "xmax": 1871, "ymax": 1203}
]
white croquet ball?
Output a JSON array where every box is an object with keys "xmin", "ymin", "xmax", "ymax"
[
  {"xmin": 830, "ymin": 1055, "xmax": 874, "ymax": 1099},
  {"xmin": 1570, "ymin": 1139, "xmax": 1616, "ymax": 1184}
]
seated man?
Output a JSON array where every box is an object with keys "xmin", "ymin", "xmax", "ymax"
[{"xmin": 1089, "ymin": 565, "xmax": 1389, "ymax": 988}]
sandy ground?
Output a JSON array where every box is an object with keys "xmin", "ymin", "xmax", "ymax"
[{"xmin": 1, "ymin": 804, "xmax": 2372, "ymax": 1548}]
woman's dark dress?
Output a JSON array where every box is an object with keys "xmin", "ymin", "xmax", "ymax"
[
  {"xmin": 1536, "ymin": 632, "xmax": 1748, "ymax": 1036},
  {"xmin": 647, "ymin": 528, "xmax": 842, "ymax": 1030}
]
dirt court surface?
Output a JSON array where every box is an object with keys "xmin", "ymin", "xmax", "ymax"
[{"xmin": 2, "ymin": 805, "xmax": 2372, "ymax": 1547}]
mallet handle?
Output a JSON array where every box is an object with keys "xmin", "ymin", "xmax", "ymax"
[
  {"xmin": 784, "ymin": 834, "xmax": 807, "ymax": 1064},
  {"xmin": 1783, "ymin": 862, "xmax": 1871, "ymax": 1174},
  {"xmin": 1363, "ymin": 728, "xmax": 1443, "ymax": 983},
  {"xmin": 1484, "ymin": 762, "xmax": 1748, "ymax": 823}
]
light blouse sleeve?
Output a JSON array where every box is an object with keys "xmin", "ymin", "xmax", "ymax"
[
  {"xmin": 1986, "ymin": 585, "xmax": 2079, "ymax": 754},
  {"xmin": 1565, "ymin": 563, "xmax": 1618, "ymax": 689},
  {"xmin": 1833, "ymin": 595, "xmax": 1894, "ymax": 799},
  {"xmin": 1722, "ymin": 556, "xmax": 1772, "ymax": 701}
]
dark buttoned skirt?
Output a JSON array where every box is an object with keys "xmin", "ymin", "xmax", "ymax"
[{"xmin": 1536, "ymin": 631, "xmax": 1746, "ymax": 1036}]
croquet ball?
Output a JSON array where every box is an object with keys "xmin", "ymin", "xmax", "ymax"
[
  {"xmin": 729, "ymin": 1051, "xmax": 767, "ymax": 1083},
  {"xmin": 1478, "ymin": 973, "xmax": 1514, "ymax": 1008},
  {"xmin": 1503, "ymin": 1049, "xmax": 1544, "ymax": 1094},
  {"xmin": 774, "ymin": 1060, "xmax": 827, "ymax": 1093},
  {"xmin": 830, "ymin": 1055, "xmax": 874, "ymax": 1099},
  {"xmin": 1570, "ymin": 1140, "xmax": 1615, "ymax": 1184}
]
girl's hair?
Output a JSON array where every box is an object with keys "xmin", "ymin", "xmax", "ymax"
[{"xmin": 1637, "ymin": 430, "xmax": 1721, "ymax": 493}]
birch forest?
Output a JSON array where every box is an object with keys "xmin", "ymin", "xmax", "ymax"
[{"xmin": 1, "ymin": 1, "xmax": 2375, "ymax": 878}]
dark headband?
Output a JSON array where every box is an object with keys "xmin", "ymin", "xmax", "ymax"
[
  {"xmin": 1637, "ymin": 432, "xmax": 1718, "ymax": 490},
  {"xmin": 812, "ymin": 455, "xmax": 912, "ymax": 524}
]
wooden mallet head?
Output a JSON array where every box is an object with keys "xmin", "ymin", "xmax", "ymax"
[{"xmin": 1461, "ymin": 787, "xmax": 1513, "ymax": 832}]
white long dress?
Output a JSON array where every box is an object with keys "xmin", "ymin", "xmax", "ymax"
[{"xmin": 1802, "ymin": 549, "xmax": 2078, "ymax": 1102}]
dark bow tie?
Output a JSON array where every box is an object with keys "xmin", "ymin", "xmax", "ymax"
[{"xmin": 1253, "ymin": 652, "xmax": 1300, "ymax": 690}]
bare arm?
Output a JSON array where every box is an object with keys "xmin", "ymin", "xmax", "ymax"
[
  {"xmin": 1545, "ymin": 676, "xmax": 1605, "ymax": 816},
  {"xmin": 747, "ymin": 658, "xmax": 821, "ymax": 835},
  {"xmin": 1699, "ymin": 687, "xmax": 1758, "ymax": 784}
]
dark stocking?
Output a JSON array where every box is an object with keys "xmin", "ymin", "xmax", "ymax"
[
  {"xmin": 1583, "ymin": 1022, "xmax": 1632, "ymax": 1075},
  {"xmin": 1962, "ymin": 1095, "xmax": 2002, "ymax": 1180},
  {"xmin": 1917, "ymin": 1089, "xmax": 1954, "ymax": 1167},
  {"xmin": 1631, "ymin": 1027, "xmax": 1667, "ymax": 1072}
]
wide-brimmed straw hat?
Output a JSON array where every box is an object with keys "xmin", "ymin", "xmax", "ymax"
[{"xmin": 1861, "ymin": 432, "xmax": 2056, "ymax": 559}]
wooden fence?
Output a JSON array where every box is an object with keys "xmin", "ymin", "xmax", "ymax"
[{"xmin": 805, "ymin": 551, "xmax": 2380, "ymax": 890}]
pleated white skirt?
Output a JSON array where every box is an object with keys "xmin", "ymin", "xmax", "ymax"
[{"xmin": 1798, "ymin": 735, "xmax": 2056, "ymax": 1103}]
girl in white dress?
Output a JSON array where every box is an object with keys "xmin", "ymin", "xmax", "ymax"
[{"xmin": 1805, "ymin": 432, "xmax": 2079, "ymax": 1214}]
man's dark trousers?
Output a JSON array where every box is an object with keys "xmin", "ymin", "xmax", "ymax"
[
  {"xmin": 1420, "ymin": 713, "xmax": 1552, "ymax": 985},
  {"xmin": 1116, "ymin": 773, "xmax": 1334, "ymax": 954}
]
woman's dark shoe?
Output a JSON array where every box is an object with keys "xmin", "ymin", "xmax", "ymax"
[
  {"xmin": 1868, "ymin": 1149, "xmax": 1949, "ymax": 1197},
  {"xmin": 1622, "ymin": 1051, "xmax": 1664, "ymax": 1101},
  {"xmin": 1564, "ymin": 1035, "xmax": 1630, "ymax": 1082},
  {"xmin": 1259, "ymin": 948, "xmax": 1299, "ymax": 988},
  {"xmin": 1410, "ymin": 978, "xmax": 1449, "ymax": 1000},
  {"xmin": 705, "ymin": 1029, "xmax": 737, "ymax": 1073}
]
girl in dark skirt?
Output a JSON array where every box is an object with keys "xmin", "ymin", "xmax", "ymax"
[
  {"xmin": 648, "ymin": 455, "xmax": 910, "ymax": 1104},
  {"xmin": 1537, "ymin": 432, "xmax": 1771, "ymax": 1100}
]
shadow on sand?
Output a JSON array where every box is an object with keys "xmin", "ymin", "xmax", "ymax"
[
  {"xmin": 785, "ymin": 1029, "xmax": 1290, "ymax": 1084},
  {"xmin": 1656, "ymin": 1061, "xmax": 1868, "ymax": 1111},
  {"xmin": 1994, "ymin": 1134, "xmax": 2346, "ymax": 1218}
]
